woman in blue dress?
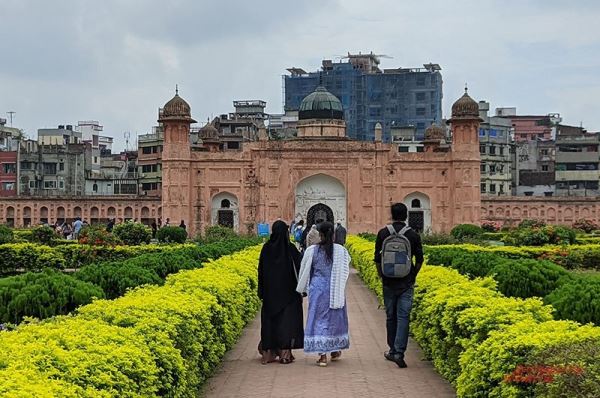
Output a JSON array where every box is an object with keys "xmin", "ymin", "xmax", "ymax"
[{"xmin": 296, "ymin": 221, "xmax": 351, "ymax": 367}]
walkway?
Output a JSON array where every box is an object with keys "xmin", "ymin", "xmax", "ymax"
[{"xmin": 203, "ymin": 269, "xmax": 455, "ymax": 398}]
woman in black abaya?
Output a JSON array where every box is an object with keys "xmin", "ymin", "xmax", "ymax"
[{"xmin": 258, "ymin": 220, "xmax": 304, "ymax": 364}]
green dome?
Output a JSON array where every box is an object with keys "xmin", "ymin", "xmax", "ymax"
[{"xmin": 298, "ymin": 86, "xmax": 344, "ymax": 120}]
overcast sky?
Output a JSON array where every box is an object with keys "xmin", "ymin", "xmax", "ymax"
[{"xmin": 1, "ymin": 0, "xmax": 599, "ymax": 150}]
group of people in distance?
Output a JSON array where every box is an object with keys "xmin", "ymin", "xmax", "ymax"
[{"xmin": 257, "ymin": 203, "xmax": 423, "ymax": 368}]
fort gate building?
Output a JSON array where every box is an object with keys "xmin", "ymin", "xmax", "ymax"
[{"xmin": 160, "ymin": 86, "xmax": 482, "ymax": 236}]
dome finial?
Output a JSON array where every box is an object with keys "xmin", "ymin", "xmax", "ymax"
[
  {"xmin": 464, "ymin": 82, "xmax": 468, "ymax": 93},
  {"xmin": 175, "ymin": 84, "xmax": 179, "ymax": 95}
]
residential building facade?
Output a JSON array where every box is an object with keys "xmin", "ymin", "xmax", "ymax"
[
  {"xmin": 478, "ymin": 101, "xmax": 513, "ymax": 196},
  {"xmin": 555, "ymin": 125, "xmax": 600, "ymax": 197}
]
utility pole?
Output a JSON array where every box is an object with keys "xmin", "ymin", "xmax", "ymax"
[{"xmin": 7, "ymin": 111, "xmax": 15, "ymax": 127}]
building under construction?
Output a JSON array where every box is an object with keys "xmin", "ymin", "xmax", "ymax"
[{"xmin": 284, "ymin": 52, "xmax": 443, "ymax": 141}]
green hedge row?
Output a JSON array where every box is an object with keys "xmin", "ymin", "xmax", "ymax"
[
  {"xmin": 0, "ymin": 245, "xmax": 262, "ymax": 397},
  {"xmin": 426, "ymin": 243, "xmax": 600, "ymax": 270},
  {"xmin": 0, "ymin": 236, "xmax": 262, "ymax": 274},
  {"xmin": 0, "ymin": 237, "xmax": 262, "ymax": 324},
  {"xmin": 427, "ymin": 248, "xmax": 600, "ymax": 325},
  {"xmin": 346, "ymin": 236, "xmax": 600, "ymax": 397}
]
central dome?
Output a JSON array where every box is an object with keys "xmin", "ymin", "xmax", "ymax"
[
  {"xmin": 159, "ymin": 88, "xmax": 197, "ymax": 123},
  {"xmin": 298, "ymin": 86, "xmax": 344, "ymax": 120}
]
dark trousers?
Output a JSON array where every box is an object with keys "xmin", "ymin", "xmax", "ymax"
[{"xmin": 383, "ymin": 285, "xmax": 414, "ymax": 358}]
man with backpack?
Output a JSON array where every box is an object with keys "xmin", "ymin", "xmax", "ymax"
[{"xmin": 374, "ymin": 203, "xmax": 423, "ymax": 368}]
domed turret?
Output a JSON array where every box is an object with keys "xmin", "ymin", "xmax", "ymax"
[
  {"xmin": 298, "ymin": 86, "xmax": 344, "ymax": 120},
  {"xmin": 199, "ymin": 121, "xmax": 220, "ymax": 141},
  {"xmin": 159, "ymin": 86, "xmax": 197, "ymax": 123},
  {"xmin": 451, "ymin": 88, "xmax": 479, "ymax": 119}
]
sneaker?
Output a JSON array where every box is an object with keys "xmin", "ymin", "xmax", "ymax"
[{"xmin": 384, "ymin": 352, "xmax": 407, "ymax": 368}]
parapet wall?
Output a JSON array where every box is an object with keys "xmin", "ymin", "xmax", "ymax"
[{"xmin": 481, "ymin": 196, "xmax": 600, "ymax": 226}]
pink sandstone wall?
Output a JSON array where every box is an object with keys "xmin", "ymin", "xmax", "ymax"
[{"xmin": 481, "ymin": 197, "xmax": 600, "ymax": 226}]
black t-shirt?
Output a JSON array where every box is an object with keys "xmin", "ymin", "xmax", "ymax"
[{"xmin": 374, "ymin": 221, "xmax": 424, "ymax": 292}]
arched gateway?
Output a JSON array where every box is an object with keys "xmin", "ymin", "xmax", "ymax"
[{"xmin": 295, "ymin": 174, "xmax": 346, "ymax": 226}]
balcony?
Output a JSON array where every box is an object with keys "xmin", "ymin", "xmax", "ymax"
[
  {"xmin": 555, "ymin": 151, "xmax": 599, "ymax": 163},
  {"xmin": 557, "ymin": 135, "xmax": 599, "ymax": 144},
  {"xmin": 555, "ymin": 170, "xmax": 600, "ymax": 181}
]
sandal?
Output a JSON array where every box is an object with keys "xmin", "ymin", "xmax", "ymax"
[
  {"xmin": 280, "ymin": 358, "xmax": 292, "ymax": 364},
  {"xmin": 330, "ymin": 351, "xmax": 342, "ymax": 361},
  {"xmin": 316, "ymin": 355, "xmax": 328, "ymax": 367}
]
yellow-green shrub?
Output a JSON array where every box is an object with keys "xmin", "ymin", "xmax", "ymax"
[
  {"xmin": 347, "ymin": 235, "xmax": 600, "ymax": 397},
  {"xmin": 0, "ymin": 317, "xmax": 160, "ymax": 397},
  {"xmin": 0, "ymin": 245, "xmax": 263, "ymax": 397}
]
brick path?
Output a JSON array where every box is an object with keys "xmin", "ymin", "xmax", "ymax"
[{"xmin": 202, "ymin": 269, "xmax": 455, "ymax": 397}]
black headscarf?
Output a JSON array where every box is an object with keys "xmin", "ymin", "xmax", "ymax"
[{"xmin": 258, "ymin": 220, "xmax": 302, "ymax": 316}]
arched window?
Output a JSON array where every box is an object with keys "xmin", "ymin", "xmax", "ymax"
[
  {"xmin": 411, "ymin": 199, "xmax": 421, "ymax": 208},
  {"xmin": 93, "ymin": 183, "xmax": 98, "ymax": 192},
  {"xmin": 221, "ymin": 199, "xmax": 231, "ymax": 208}
]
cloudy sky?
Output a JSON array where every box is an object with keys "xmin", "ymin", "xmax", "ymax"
[{"xmin": 1, "ymin": 0, "xmax": 599, "ymax": 150}]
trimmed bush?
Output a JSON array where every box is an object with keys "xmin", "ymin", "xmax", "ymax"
[
  {"xmin": 450, "ymin": 224, "xmax": 484, "ymax": 240},
  {"xmin": 113, "ymin": 222, "xmax": 152, "ymax": 245},
  {"xmin": 157, "ymin": 225, "xmax": 188, "ymax": 243},
  {"xmin": 0, "ymin": 225, "xmax": 14, "ymax": 244},
  {"xmin": 0, "ymin": 243, "xmax": 64, "ymax": 275},
  {"xmin": 0, "ymin": 269, "xmax": 104, "ymax": 324},
  {"xmin": 0, "ymin": 317, "xmax": 161, "ymax": 396},
  {"xmin": 490, "ymin": 259, "xmax": 572, "ymax": 299},
  {"xmin": 545, "ymin": 275, "xmax": 600, "ymax": 325},
  {"xmin": 30, "ymin": 225, "xmax": 57, "ymax": 244},
  {"xmin": 200, "ymin": 225, "xmax": 238, "ymax": 243},
  {"xmin": 420, "ymin": 232, "xmax": 458, "ymax": 246},
  {"xmin": 573, "ymin": 219, "xmax": 599, "ymax": 233},
  {"xmin": 125, "ymin": 251, "xmax": 198, "ymax": 279},
  {"xmin": 357, "ymin": 232, "xmax": 376, "ymax": 241},
  {"xmin": 346, "ymin": 236, "xmax": 600, "ymax": 397},
  {"xmin": 75, "ymin": 262, "xmax": 163, "ymax": 299}
]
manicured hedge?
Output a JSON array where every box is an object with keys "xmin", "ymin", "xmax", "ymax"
[
  {"xmin": 426, "ymin": 243, "xmax": 600, "ymax": 270},
  {"xmin": 0, "ymin": 269, "xmax": 105, "ymax": 324},
  {"xmin": 0, "ymin": 236, "xmax": 262, "ymax": 274},
  {"xmin": 0, "ymin": 245, "xmax": 262, "ymax": 396},
  {"xmin": 346, "ymin": 236, "xmax": 600, "ymax": 397}
]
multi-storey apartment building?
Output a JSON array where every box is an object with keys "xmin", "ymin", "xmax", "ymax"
[
  {"xmin": 284, "ymin": 52, "xmax": 443, "ymax": 141},
  {"xmin": 478, "ymin": 101, "xmax": 513, "ymax": 196},
  {"xmin": 555, "ymin": 125, "xmax": 600, "ymax": 196}
]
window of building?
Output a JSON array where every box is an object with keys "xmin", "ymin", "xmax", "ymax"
[
  {"xmin": 479, "ymin": 129, "xmax": 486, "ymax": 137},
  {"xmin": 541, "ymin": 149, "xmax": 549, "ymax": 156},
  {"xmin": 525, "ymin": 191, "xmax": 534, "ymax": 196},
  {"xmin": 1, "ymin": 182, "xmax": 15, "ymax": 191},
  {"xmin": 480, "ymin": 164, "xmax": 486, "ymax": 172},
  {"xmin": 221, "ymin": 199, "xmax": 231, "ymax": 208},
  {"xmin": 542, "ymin": 165, "xmax": 549, "ymax": 171},
  {"xmin": 94, "ymin": 156, "xmax": 98, "ymax": 163},
  {"xmin": 489, "ymin": 146, "xmax": 496, "ymax": 155},
  {"xmin": 93, "ymin": 183, "xmax": 98, "ymax": 192},
  {"xmin": 489, "ymin": 164, "xmax": 496, "ymax": 173},
  {"xmin": 29, "ymin": 180, "xmax": 37, "ymax": 189},
  {"xmin": 499, "ymin": 146, "xmax": 504, "ymax": 156},
  {"xmin": 142, "ymin": 146, "xmax": 153, "ymax": 154},
  {"xmin": 59, "ymin": 162, "xmax": 65, "ymax": 171},
  {"xmin": 44, "ymin": 180, "xmax": 57, "ymax": 189},
  {"xmin": 411, "ymin": 199, "xmax": 421, "ymax": 208},
  {"xmin": 2, "ymin": 163, "xmax": 16, "ymax": 174},
  {"xmin": 227, "ymin": 141, "xmax": 240, "ymax": 150},
  {"xmin": 416, "ymin": 76, "xmax": 426, "ymax": 86},
  {"xmin": 480, "ymin": 183, "xmax": 486, "ymax": 193},
  {"xmin": 43, "ymin": 163, "xmax": 57, "ymax": 175},
  {"xmin": 499, "ymin": 184, "xmax": 504, "ymax": 194},
  {"xmin": 20, "ymin": 161, "xmax": 33, "ymax": 170},
  {"xmin": 416, "ymin": 92, "xmax": 426, "ymax": 102},
  {"xmin": 489, "ymin": 184, "xmax": 496, "ymax": 193},
  {"xmin": 480, "ymin": 145, "xmax": 486, "ymax": 154},
  {"xmin": 416, "ymin": 146, "xmax": 424, "ymax": 153},
  {"xmin": 398, "ymin": 146, "xmax": 409, "ymax": 153},
  {"xmin": 416, "ymin": 107, "xmax": 426, "ymax": 116},
  {"xmin": 59, "ymin": 181, "xmax": 64, "ymax": 189},
  {"xmin": 544, "ymin": 191, "xmax": 553, "ymax": 197},
  {"xmin": 141, "ymin": 164, "xmax": 158, "ymax": 173},
  {"xmin": 489, "ymin": 129, "xmax": 497, "ymax": 137},
  {"xmin": 141, "ymin": 182, "xmax": 158, "ymax": 191}
]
